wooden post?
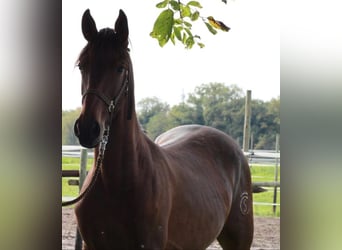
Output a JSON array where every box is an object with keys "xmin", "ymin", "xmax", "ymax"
[
  {"xmin": 243, "ymin": 90, "xmax": 252, "ymax": 152},
  {"xmin": 236, "ymin": 137, "xmax": 240, "ymax": 148},
  {"xmin": 75, "ymin": 148, "xmax": 88, "ymax": 250},
  {"xmin": 273, "ymin": 134, "xmax": 280, "ymax": 215},
  {"xmin": 79, "ymin": 148, "xmax": 87, "ymax": 189}
]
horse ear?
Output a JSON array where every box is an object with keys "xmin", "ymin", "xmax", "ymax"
[
  {"xmin": 114, "ymin": 9, "xmax": 129, "ymax": 47},
  {"xmin": 82, "ymin": 9, "xmax": 98, "ymax": 42}
]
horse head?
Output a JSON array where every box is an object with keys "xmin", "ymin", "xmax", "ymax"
[{"xmin": 74, "ymin": 9, "xmax": 133, "ymax": 148}]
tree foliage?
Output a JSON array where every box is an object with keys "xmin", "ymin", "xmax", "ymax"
[
  {"xmin": 137, "ymin": 97, "xmax": 170, "ymax": 125},
  {"xmin": 251, "ymin": 97, "xmax": 280, "ymax": 149},
  {"xmin": 169, "ymin": 103, "xmax": 199, "ymax": 126},
  {"xmin": 135, "ymin": 83, "xmax": 280, "ymax": 149},
  {"xmin": 62, "ymin": 108, "xmax": 81, "ymax": 145},
  {"xmin": 151, "ymin": 0, "xmax": 230, "ymax": 49},
  {"xmin": 187, "ymin": 83, "xmax": 244, "ymax": 135}
]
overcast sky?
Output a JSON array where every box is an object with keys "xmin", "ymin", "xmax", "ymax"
[{"xmin": 62, "ymin": 0, "xmax": 279, "ymax": 110}]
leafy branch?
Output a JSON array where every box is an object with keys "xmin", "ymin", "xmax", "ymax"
[{"xmin": 150, "ymin": 0, "xmax": 230, "ymax": 49}]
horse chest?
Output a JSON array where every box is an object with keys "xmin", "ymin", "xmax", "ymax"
[{"xmin": 76, "ymin": 185, "xmax": 167, "ymax": 249}]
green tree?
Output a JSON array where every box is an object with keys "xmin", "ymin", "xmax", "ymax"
[
  {"xmin": 168, "ymin": 102, "xmax": 199, "ymax": 126},
  {"xmin": 187, "ymin": 83, "xmax": 244, "ymax": 139},
  {"xmin": 250, "ymin": 97, "xmax": 280, "ymax": 150},
  {"xmin": 267, "ymin": 96, "xmax": 280, "ymax": 128},
  {"xmin": 146, "ymin": 112, "xmax": 174, "ymax": 139},
  {"xmin": 139, "ymin": 86, "xmax": 280, "ymax": 149},
  {"xmin": 62, "ymin": 108, "xmax": 81, "ymax": 145},
  {"xmin": 137, "ymin": 97, "xmax": 170, "ymax": 136},
  {"xmin": 137, "ymin": 97, "xmax": 170, "ymax": 126}
]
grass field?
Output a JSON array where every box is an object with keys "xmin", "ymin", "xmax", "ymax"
[
  {"xmin": 62, "ymin": 157, "xmax": 280, "ymax": 217},
  {"xmin": 250, "ymin": 164, "xmax": 280, "ymax": 217}
]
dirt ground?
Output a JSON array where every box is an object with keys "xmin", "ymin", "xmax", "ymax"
[{"xmin": 62, "ymin": 208, "xmax": 279, "ymax": 250}]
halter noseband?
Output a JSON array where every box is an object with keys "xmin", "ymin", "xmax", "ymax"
[{"xmin": 82, "ymin": 70, "xmax": 129, "ymax": 115}]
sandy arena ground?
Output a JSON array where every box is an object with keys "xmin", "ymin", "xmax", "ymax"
[{"xmin": 62, "ymin": 208, "xmax": 279, "ymax": 250}]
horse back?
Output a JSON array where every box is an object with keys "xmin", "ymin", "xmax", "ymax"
[{"xmin": 155, "ymin": 125, "xmax": 247, "ymax": 184}]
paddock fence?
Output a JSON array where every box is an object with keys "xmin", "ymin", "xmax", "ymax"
[{"xmin": 62, "ymin": 146, "xmax": 280, "ymax": 211}]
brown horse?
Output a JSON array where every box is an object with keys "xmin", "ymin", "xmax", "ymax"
[{"xmin": 73, "ymin": 9, "xmax": 253, "ymax": 250}]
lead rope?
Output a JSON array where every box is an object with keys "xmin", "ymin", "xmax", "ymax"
[{"xmin": 62, "ymin": 127, "xmax": 110, "ymax": 207}]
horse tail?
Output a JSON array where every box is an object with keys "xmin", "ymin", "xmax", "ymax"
[{"xmin": 252, "ymin": 184, "xmax": 267, "ymax": 193}]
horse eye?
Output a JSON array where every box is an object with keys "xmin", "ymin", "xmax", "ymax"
[
  {"xmin": 117, "ymin": 66, "xmax": 125, "ymax": 73},
  {"xmin": 78, "ymin": 64, "xmax": 85, "ymax": 72}
]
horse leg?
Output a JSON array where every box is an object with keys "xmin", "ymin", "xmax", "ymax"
[{"xmin": 217, "ymin": 195, "xmax": 254, "ymax": 250}]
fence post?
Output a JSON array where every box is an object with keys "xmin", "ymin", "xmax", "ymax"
[
  {"xmin": 79, "ymin": 148, "xmax": 87, "ymax": 189},
  {"xmin": 273, "ymin": 134, "xmax": 280, "ymax": 215},
  {"xmin": 75, "ymin": 148, "xmax": 88, "ymax": 250},
  {"xmin": 243, "ymin": 90, "xmax": 252, "ymax": 152},
  {"xmin": 236, "ymin": 137, "xmax": 240, "ymax": 148}
]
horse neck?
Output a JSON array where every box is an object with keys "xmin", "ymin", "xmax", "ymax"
[
  {"xmin": 97, "ymin": 106, "xmax": 153, "ymax": 192},
  {"xmin": 107, "ymin": 109, "xmax": 141, "ymax": 158},
  {"xmin": 103, "ymin": 68, "xmax": 141, "ymax": 165},
  {"xmin": 94, "ymin": 60, "xmax": 156, "ymax": 192}
]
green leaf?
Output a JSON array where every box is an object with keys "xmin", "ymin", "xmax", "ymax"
[
  {"xmin": 197, "ymin": 42, "xmax": 205, "ymax": 48},
  {"xmin": 174, "ymin": 18, "xmax": 183, "ymax": 25},
  {"xmin": 182, "ymin": 32, "xmax": 188, "ymax": 44},
  {"xmin": 180, "ymin": 5, "xmax": 191, "ymax": 17},
  {"xmin": 184, "ymin": 21, "xmax": 192, "ymax": 28},
  {"xmin": 170, "ymin": 0, "xmax": 180, "ymax": 11},
  {"xmin": 184, "ymin": 27, "xmax": 192, "ymax": 37},
  {"xmin": 191, "ymin": 11, "xmax": 200, "ymax": 21},
  {"xmin": 204, "ymin": 22, "xmax": 217, "ymax": 35},
  {"xmin": 170, "ymin": 32, "xmax": 176, "ymax": 45},
  {"xmin": 187, "ymin": 1, "xmax": 203, "ymax": 8},
  {"xmin": 151, "ymin": 9, "xmax": 174, "ymax": 47},
  {"xmin": 185, "ymin": 36, "xmax": 195, "ymax": 49},
  {"xmin": 173, "ymin": 26, "xmax": 183, "ymax": 41},
  {"xmin": 156, "ymin": 0, "xmax": 169, "ymax": 8}
]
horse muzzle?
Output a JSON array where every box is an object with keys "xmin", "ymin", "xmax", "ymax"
[{"xmin": 74, "ymin": 118, "xmax": 102, "ymax": 148}]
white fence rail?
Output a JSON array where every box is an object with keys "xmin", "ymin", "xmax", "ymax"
[
  {"xmin": 62, "ymin": 146, "xmax": 280, "ymax": 162},
  {"xmin": 62, "ymin": 146, "xmax": 280, "ymax": 211}
]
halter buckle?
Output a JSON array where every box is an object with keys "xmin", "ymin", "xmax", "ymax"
[{"xmin": 108, "ymin": 101, "xmax": 115, "ymax": 113}]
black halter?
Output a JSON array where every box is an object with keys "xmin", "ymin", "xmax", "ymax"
[{"xmin": 81, "ymin": 70, "xmax": 130, "ymax": 117}]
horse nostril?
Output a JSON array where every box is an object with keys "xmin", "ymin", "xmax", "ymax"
[
  {"xmin": 74, "ymin": 118, "xmax": 101, "ymax": 147},
  {"xmin": 74, "ymin": 119, "xmax": 80, "ymax": 137},
  {"xmin": 91, "ymin": 121, "xmax": 100, "ymax": 138}
]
